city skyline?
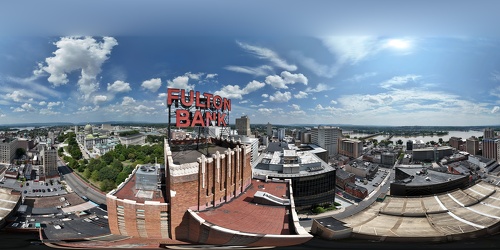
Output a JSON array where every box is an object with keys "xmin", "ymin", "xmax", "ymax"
[{"xmin": 1, "ymin": 1, "xmax": 500, "ymax": 126}]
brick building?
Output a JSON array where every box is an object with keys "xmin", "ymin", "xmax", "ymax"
[{"xmin": 106, "ymin": 138, "xmax": 312, "ymax": 246}]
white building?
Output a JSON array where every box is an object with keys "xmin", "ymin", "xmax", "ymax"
[
  {"xmin": 311, "ymin": 126, "xmax": 342, "ymax": 158},
  {"xmin": 278, "ymin": 128, "xmax": 286, "ymax": 141},
  {"xmin": 0, "ymin": 138, "xmax": 18, "ymax": 164}
]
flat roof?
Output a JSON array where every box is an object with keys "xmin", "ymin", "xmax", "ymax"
[
  {"xmin": 113, "ymin": 172, "xmax": 164, "ymax": 203},
  {"xmin": 170, "ymin": 145, "xmax": 230, "ymax": 165},
  {"xmin": 395, "ymin": 167, "xmax": 465, "ymax": 186},
  {"xmin": 253, "ymin": 151, "xmax": 335, "ymax": 178},
  {"xmin": 197, "ymin": 179, "xmax": 291, "ymax": 235}
]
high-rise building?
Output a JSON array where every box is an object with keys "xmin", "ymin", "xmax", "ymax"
[
  {"xmin": 466, "ymin": 136, "xmax": 480, "ymax": 156},
  {"xmin": 278, "ymin": 128, "xmax": 286, "ymax": 141},
  {"xmin": 483, "ymin": 139, "xmax": 499, "ymax": 161},
  {"xmin": 311, "ymin": 126, "xmax": 342, "ymax": 158},
  {"xmin": 266, "ymin": 122, "xmax": 272, "ymax": 137},
  {"xmin": 449, "ymin": 137, "xmax": 464, "ymax": 150},
  {"xmin": 484, "ymin": 128, "xmax": 496, "ymax": 139},
  {"xmin": 48, "ymin": 131, "xmax": 55, "ymax": 144},
  {"xmin": 41, "ymin": 145, "xmax": 58, "ymax": 178},
  {"xmin": 0, "ymin": 138, "xmax": 18, "ymax": 164},
  {"xmin": 235, "ymin": 115, "xmax": 251, "ymax": 136},
  {"xmin": 339, "ymin": 138, "xmax": 363, "ymax": 158}
]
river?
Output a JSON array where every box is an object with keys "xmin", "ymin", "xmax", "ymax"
[{"xmin": 347, "ymin": 130, "xmax": 483, "ymax": 143}]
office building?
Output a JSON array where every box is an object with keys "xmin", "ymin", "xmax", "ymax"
[
  {"xmin": 235, "ymin": 115, "xmax": 251, "ymax": 136},
  {"xmin": 484, "ymin": 127, "xmax": 496, "ymax": 139},
  {"xmin": 266, "ymin": 122, "xmax": 272, "ymax": 137},
  {"xmin": 449, "ymin": 137, "xmax": 464, "ymax": 151},
  {"xmin": 278, "ymin": 128, "xmax": 286, "ymax": 141},
  {"xmin": 339, "ymin": 138, "xmax": 363, "ymax": 159},
  {"xmin": 0, "ymin": 138, "xmax": 18, "ymax": 164},
  {"xmin": 41, "ymin": 145, "xmax": 58, "ymax": 178},
  {"xmin": 253, "ymin": 142, "xmax": 336, "ymax": 210},
  {"xmin": 466, "ymin": 136, "xmax": 480, "ymax": 155},
  {"xmin": 412, "ymin": 146, "xmax": 453, "ymax": 162},
  {"xmin": 311, "ymin": 126, "xmax": 342, "ymax": 158},
  {"xmin": 483, "ymin": 139, "xmax": 498, "ymax": 161}
]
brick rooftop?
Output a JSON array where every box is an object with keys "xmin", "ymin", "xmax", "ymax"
[
  {"xmin": 113, "ymin": 174, "xmax": 165, "ymax": 203},
  {"xmin": 197, "ymin": 179, "xmax": 291, "ymax": 235}
]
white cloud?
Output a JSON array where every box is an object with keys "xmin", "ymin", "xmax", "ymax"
[
  {"xmin": 492, "ymin": 106, "xmax": 500, "ymax": 114},
  {"xmin": 39, "ymin": 109, "xmax": 60, "ymax": 115},
  {"xmin": 13, "ymin": 107, "xmax": 24, "ymax": 112},
  {"xmin": 37, "ymin": 36, "xmax": 118, "ymax": 100},
  {"xmin": 491, "ymin": 71, "xmax": 500, "ymax": 82},
  {"xmin": 306, "ymin": 83, "xmax": 334, "ymax": 93},
  {"xmin": 47, "ymin": 101, "xmax": 61, "ymax": 109},
  {"xmin": 291, "ymin": 104, "xmax": 300, "ymax": 110},
  {"xmin": 265, "ymin": 75, "xmax": 286, "ymax": 89},
  {"xmin": 167, "ymin": 75, "xmax": 193, "ymax": 89},
  {"xmin": 185, "ymin": 72, "xmax": 204, "ymax": 80},
  {"xmin": 265, "ymin": 71, "xmax": 308, "ymax": 89},
  {"xmin": 93, "ymin": 95, "xmax": 108, "ymax": 105},
  {"xmin": 213, "ymin": 80, "xmax": 265, "ymax": 99},
  {"xmin": 297, "ymin": 37, "xmax": 410, "ymax": 78},
  {"xmin": 269, "ymin": 91, "xmax": 291, "ymax": 103},
  {"xmin": 205, "ymin": 73, "xmax": 218, "ymax": 79},
  {"xmin": 158, "ymin": 92, "xmax": 167, "ymax": 98},
  {"xmin": 294, "ymin": 91, "xmax": 308, "ymax": 99},
  {"xmin": 6, "ymin": 91, "xmax": 24, "ymax": 102},
  {"xmin": 281, "ymin": 71, "xmax": 308, "ymax": 85},
  {"xmin": 258, "ymin": 108, "xmax": 283, "ymax": 115},
  {"xmin": 224, "ymin": 65, "xmax": 273, "ymax": 76},
  {"xmin": 107, "ymin": 80, "xmax": 131, "ymax": 93},
  {"xmin": 122, "ymin": 96, "xmax": 136, "ymax": 106},
  {"xmin": 491, "ymin": 86, "xmax": 500, "ymax": 98},
  {"xmin": 19, "ymin": 103, "xmax": 35, "ymax": 112},
  {"xmin": 261, "ymin": 94, "xmax": 269, "ymax": 98},
  {"xmin": 236, "ymin": 41, "xmax": 297, "ymax": 71},
  {"xmin": 141, "ymin": 78, "xmax": 162, "ymax": 92},
  {"xmin": 380, "ymin": 74, "xmax": 421, "ymax": 89},
  {"xmin": 39, "ymin": 101, "xmax": 47, "ymax": 106},
  {"xmin": 345, "ymin": 72, "xmax": 378, "ymax": 82},
  {"xmin": 330, "ymin": 100, "xmax": 338, "ymax": 105}
]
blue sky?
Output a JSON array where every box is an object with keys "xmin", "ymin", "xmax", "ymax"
[{"xmin": 0, "ymin": 1, "xmax": 500, "ymax": 126}]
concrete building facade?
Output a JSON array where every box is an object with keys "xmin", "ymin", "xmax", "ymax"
[
  {"xmin": 235, "ymin": 115, "xmax": 251, "ymax": 136},
  {"xmin": 484, "ymin": 127, "xmax": 496, "ymax": 139},
  {"xmin": 482, "ymin": 139, "xmax": 498, "ymax": 162},
  {"xmin": 41, "ymin": 145, "xmax": 58, "ymax": 178},
  {"xmin": 0, "ymin": 138, "xmax": 18, "ymax": 164},
  {"xmin": 339, "ymin": 139, "xmax": 363, "ymax": 159},
  {"xmin": 311, "ymin": 126, "xmax": 342, "ymax": 158},
  {"xmin": 466, "ymin": 136, "xmax": 480, "ymax": 156}
]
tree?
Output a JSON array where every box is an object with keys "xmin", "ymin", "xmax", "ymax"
[
  {"xmin": 83, "ymin": 168, "xmax": 91, "ymax": 179},
  {"xmin": 438, "ymin": 138, "xmax": 444, "ymax": 145},
  {"xmin": 396, "ymin": 139, "xmax": 403, "ymax": 145},
  {"xmin": 15, "ymin": 148, "xmax": 26, "ymax": 159},
  {"xmin": 116, "ymin": 171, "xmax": 129, "ymax": 185},
  {"xmin": 91, "ymin": 170, "xmax": 100, "ymax": 182}
]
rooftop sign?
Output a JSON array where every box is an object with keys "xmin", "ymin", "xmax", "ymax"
[{"xmin": 167, "ymin": 88, "xmax": 231, "ymax": 128}]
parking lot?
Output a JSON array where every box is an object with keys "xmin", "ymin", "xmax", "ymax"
[
  {"xmin": 355, "ymin": 168, "xmax": 391, "ymax": 194},
  {"xmin": 0, "ymin": 178, "xmax": 67, "ymax": 197}
]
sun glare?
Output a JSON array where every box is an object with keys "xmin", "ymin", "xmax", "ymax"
[{"xmin": 387, "ymin": 39, "xmax": 411, "ymax": 49}]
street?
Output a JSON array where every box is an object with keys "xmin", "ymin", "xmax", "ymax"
[{"xmin": 58, "ymin": 158, "xmax": 107, "ymax": 205}]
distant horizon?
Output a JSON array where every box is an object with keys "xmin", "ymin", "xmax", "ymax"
[{"xmin": 1, "ymin": 120, "xmax": 499, "ymax": 129}]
